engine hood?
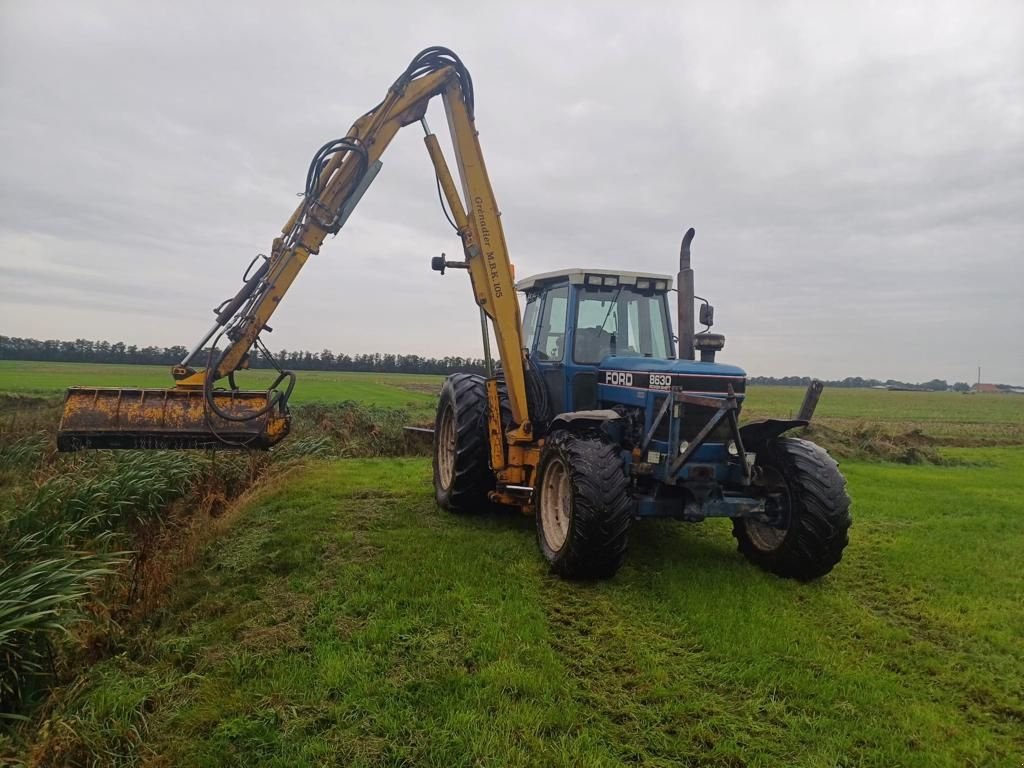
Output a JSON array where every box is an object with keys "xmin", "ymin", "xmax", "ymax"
[{"xmin": 599, "ymin": 355, "xmax": 746, "ymax": 378}]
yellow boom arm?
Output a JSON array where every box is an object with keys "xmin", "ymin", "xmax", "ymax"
[{"xmin": 58, "ymin": 47, "xmax": 532, "ymax": 451}]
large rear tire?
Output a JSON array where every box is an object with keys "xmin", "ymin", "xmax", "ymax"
[
  {"xmin": 535, "ymin": 430, "xmax": 632, "ymax": 579},
  {"xmin": 733, "ymin": 437, "xmax": 851, "ymax": 581},
  {"xmin": 433, "ymin": 374, "xmax": 490, "ymax": 514}
]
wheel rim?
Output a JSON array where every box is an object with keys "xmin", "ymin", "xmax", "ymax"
[
  {"xmin": 540, "ymin": 456, "xmax": 572, "ymax": 551},
  {"xmin": 437, "ymin": 403, "xmax": 456, "ymax": 491},
  {"xmin": 747, "ymin": 465, "xmax": 789, "ymax": 551}
]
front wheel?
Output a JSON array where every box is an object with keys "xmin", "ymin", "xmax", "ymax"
[
  {"xmin": 733, "ymin": 437, "xmax": 852, "ymax": 581},
  {"xmin": 535, "ymin": 431, "xmax": 632, "ymax": 579}
]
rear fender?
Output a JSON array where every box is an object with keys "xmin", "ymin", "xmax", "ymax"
[{"xmin": 739, "ymin": 418, "xmax": 808, "ymax": 449}]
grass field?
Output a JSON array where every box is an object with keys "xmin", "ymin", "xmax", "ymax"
[
  {"xmin": 2, "ymin": 360, "xmax": 1022, "ymax": 441},
  {"xmin": 4, "ymin": 361, "xmax": 1024, "ymax": 765},
  {"xmin": 30, "ymin": 452, "xmax": 1024, "ymax": 766},
  {"xmin": 0, "ymin": 361, "xmax": 441, "ymax": 415}
]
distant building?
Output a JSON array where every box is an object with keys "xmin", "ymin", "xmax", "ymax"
[{"xmin": 973, "ymin": 383, "xmax": 1024, "ymax": 394}]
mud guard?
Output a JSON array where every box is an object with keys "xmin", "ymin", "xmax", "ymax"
[{"xmin": 739, "ymin": 418, "xmax": 808, "ymax": 449}]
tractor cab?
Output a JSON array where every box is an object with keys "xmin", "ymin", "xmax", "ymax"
[
  {"xmin": 516, "ymin": 269, "xmax": 677, "ymax": 413},
  {"xmin": 516, "ymin": 269, "xmax": 742, "ymax": 414},
  {"xmin": 516, "ymin": 266, "xmax": 753, "ymax": 501}
]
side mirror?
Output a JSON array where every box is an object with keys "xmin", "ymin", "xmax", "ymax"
[{"xmin": 699, "ymin": 303, "xmax": 714, "ymax": 328}]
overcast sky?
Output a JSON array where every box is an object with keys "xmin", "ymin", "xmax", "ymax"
[{"xmin": 1, "ymin": 1, "xmax": 1021, "ymax": 383}]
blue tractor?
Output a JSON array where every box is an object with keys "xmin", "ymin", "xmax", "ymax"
[{"xmin": 433, "ymin": 229, "xmax": 851, "ymax": 581}]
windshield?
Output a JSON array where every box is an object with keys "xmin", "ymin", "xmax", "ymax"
[{"xmin": 574, "ymin": 286, "xmax": 672, "ymax": 364}]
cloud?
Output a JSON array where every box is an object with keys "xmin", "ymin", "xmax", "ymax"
[{"xmin": 1, "ymin": 0, "xmax": 1021, "ymax": 383}]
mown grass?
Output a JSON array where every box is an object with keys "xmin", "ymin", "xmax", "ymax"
[
  {"xmin": 26, "ymin": 450, "xmax": 1024, "ymax": 767},
  {"xmin": 4, "ymin": 362, "xmax": 1024, "ymax": 764}
]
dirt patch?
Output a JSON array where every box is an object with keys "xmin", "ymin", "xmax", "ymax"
[
  {"xmin": 391, "ymin": 381, "xmax": 442, "ymax": 396},
  {"xmin": 333, "ymin": 614, "xmax": 368, "ymax": 639}
]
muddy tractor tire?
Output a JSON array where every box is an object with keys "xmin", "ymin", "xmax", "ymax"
[
  {"xmin": 433, "ymin": 373, "xmax": 491, "ymax": 514},
  {"xmin": 535, "ymin": 430, "xmax": 632, "ymax": 579},
  {"xmin": 733, "ymin": 437, "xmax": 852, "ymax": 581}
]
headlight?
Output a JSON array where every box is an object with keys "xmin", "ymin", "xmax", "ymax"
[
  {"xmin": 726, "ymin": 441, "xmax": 739, "ymax": 457},
  {"xmin": 679, "ymin": 440, "xmax": 689, "ymax": 454}
]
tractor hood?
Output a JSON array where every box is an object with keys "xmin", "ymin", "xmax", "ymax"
[
  {"xmin": 597, "ymin": 356, "xmax": 746, "ymax": 395},
  {"xmin": 600, "ymin": 356, "xmax": 746, "ymax": 378}
]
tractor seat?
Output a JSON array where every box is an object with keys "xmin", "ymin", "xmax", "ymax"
[{"xmin": 575, "ymin": 327, "xmax": 614, "ymax": 364}]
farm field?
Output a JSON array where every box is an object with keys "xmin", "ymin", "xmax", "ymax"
[
  {"xmin": 0, "ymin": 361, "xmax": 442, "ymax": 415},
  {"xmin": 2, "ymin": 360, "xmax": 1023, "ymax": 442},
  {"xmin": 3, "ymin": 361, "xmax": 1024, "ymax": 765}
]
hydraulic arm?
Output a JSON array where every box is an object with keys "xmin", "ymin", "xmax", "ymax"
[{"xmin": 58, "ymin": 47, "xmax": 532, "ymax": 451}]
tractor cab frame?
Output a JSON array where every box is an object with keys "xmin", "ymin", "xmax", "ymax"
[{"xmin": 517, "ymin": 269, "xmax": 675, "ymax": 414}]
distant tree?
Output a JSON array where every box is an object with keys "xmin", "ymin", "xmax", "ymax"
[{"xmin": 17, "ymin": 334, "xmax": 998, "ymax": 384}]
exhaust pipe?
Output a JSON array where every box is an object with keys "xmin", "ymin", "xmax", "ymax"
[{"xmin": 677, "ymin": 228, "xmax": 695, "ymax": 360}]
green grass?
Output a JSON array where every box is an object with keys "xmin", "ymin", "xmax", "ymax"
[
  {"xmin": 4, "ymin": 361, "xmax": 1023, "ymax": 443},
  {"xmin": 743, "ymin": 386, "xmax": 1024, "ymax": 444},
  {"xmin": 744, "ymin": 385, "xmax": 1023, "ymax": 423},
  {"xmin": 5, "ymin": 361, "xmax": 1024, "ymax": 763},
  {"xmin": 31, "ymin": 451, "xmax": 1024, "ymax": 766},
  {"xmin": 0, "ymin": 361, "xmax": 442, "ymax": 415}
]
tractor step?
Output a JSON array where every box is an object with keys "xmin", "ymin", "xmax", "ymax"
[{"xmin": 57, "ymin": 386, "xmax": 290, "ymax": 451}]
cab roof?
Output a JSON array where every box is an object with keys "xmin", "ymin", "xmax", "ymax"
[{"xmin": 515, "ymin": 268, "xmax": 674, "ymax": 293}]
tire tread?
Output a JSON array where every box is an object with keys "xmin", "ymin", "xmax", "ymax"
[
  {"xmin": 734, "ymin": 437, "xmax": 852, "ymax": 580},
  {"xmin": 538, "ymin": 430, "xmax": 632, "ymax": 579},
  {"xmin": 433, "ymin": 373, "xmax": 490, "ymax": 513}
]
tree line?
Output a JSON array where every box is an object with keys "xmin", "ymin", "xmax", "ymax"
[
  {"xmin": 747, "ymin": 375, "xmax": 973, "ymax": 392},
  {"xmin": 1, "ymin": 336, "xmax": 978, "ymax": 388},
  {"xmin": 0, "ymin": 336, "xmax": 488, "ymax": 376}
]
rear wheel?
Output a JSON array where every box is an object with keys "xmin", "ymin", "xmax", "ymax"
[
  {"xmin": 535, "ymin": 431, "xmax": 632, "ymax": 579},
  {"xmin": 733, "ymin": 437, "xmax": 851, "ymax": 580},
  {"xmin": 433, "ymin": 374, "xmax": 490, "ymax": 513}
]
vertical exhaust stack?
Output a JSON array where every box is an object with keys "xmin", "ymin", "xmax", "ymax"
[{"xmin": 677, "ymin": 228, "xmax": 696, "ymax": 360}]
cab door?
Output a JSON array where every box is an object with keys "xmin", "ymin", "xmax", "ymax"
[{"xmin": 529, "ymin": 284, "xmax": 569, "ymax": 414}]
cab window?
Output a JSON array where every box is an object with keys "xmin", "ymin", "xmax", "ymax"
[
  {"xmin": 574, "ymin": 285, "xmax": 671, "ymax": 364},
  {"xmin": 521, "ymin": 293, "xmax": 540, "ymax": 352},
  {"xmin": 536, "ymin": 285, "xmax": 568, "ymax": 361}
]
